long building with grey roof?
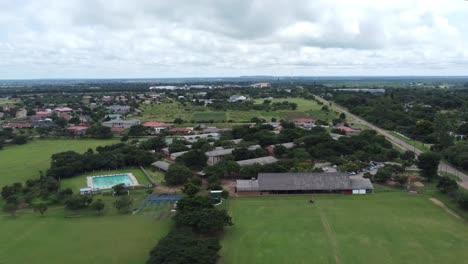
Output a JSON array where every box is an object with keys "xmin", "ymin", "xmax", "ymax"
[{"xmin": 236, "ymin": 172, "xmax": 373, "ymax": 195}]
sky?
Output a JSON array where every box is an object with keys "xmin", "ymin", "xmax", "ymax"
[{"xmin": 0, "ymin": 0, "xmax": 467, "ymax": 79}]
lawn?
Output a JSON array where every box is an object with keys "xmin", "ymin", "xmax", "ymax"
[
  {"xmin": 0, "ymin": 139, "xmax": 118, "ymax": 187},
  {"xmin": 0, "ymin": 194, "xmax": 171, "ymax": 264},
  {"xmin": 221, "ymin": 193, "xmax": 468, "ymax": 264},
  {"xmin": 192, "ymin": 112, "xmax": 226, "ymax": 122},
  {"xmin": 140, "ymin": 98, "xmax": 337, "ymax": 123},
  {"xmin": 60, "ymin": 168, "xmax": 152, "ymax": 192}
]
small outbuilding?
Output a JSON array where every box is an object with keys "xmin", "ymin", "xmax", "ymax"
[{"xmin": 151, "ymin": 161, "xmax": 171, "ymax": 172}]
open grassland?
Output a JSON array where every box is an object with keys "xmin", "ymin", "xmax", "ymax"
[
  {"xmin": 0, "ymin": 194, "xmax": 171, "ymax": 264},
  {"xmin": 140, "ymin": 98, "xmax": 337, "ymax": 123},
  {"xmin": 221, "ymin": 193, "xmax": 468, "ymax": 264},
  {"xmin": 60, "ymin": 168, "xmax": 152, "ymax": 192},
  {"xmin": 0, "ymin": 139, "xmax": 118, "ymax": 187}
]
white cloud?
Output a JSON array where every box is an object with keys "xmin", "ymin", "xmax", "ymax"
[{"xmin": 0, "ymin": 0, "xmax": 467, "ymax": 78}]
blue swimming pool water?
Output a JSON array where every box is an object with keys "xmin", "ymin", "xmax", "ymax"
[{"xmin": 92, "ymin": 174, "xmax": 133, "ymax": 189}]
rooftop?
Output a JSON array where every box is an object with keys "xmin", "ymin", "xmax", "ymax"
[{"xmin": 237, "ymin": 156, "xmax": 278, "ymax": 166}]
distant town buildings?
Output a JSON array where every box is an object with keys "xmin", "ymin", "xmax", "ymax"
[{"xmin": 228, "ymin": 95, "xmax": 247, "ymax": 103}]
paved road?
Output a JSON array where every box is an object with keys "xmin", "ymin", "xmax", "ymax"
[{"xmin": 315, "ymin": 95, "xmax": 468, "ymax": 189}]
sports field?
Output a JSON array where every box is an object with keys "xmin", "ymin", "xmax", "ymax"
[
  {"xmin": 140, "ymin": 98, "xmax": 337, "ymax": 123},
  {"xmin": 221, "ymin": 193, "xmax": 468, "ymax": 264},
  {"xmin": 0, "ymin": 139, "xmax": 118, "ymax": 187},
  {"xmin": 0, "ymin": 196, "xmax": 170, "ymax": 264}
]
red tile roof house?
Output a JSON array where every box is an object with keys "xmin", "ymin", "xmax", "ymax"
[
  {"xmin": 35, "ymin": 111, "xmax": 53, "ymax": 118},
  {"xmin": 54, "ymin": 107, "xmax": 73, "ymax": 113},
  {"xmin": 3, "ymin": 122, "xmax": 33, "ymax": 129},
  {"xmin": 292, "ymin": 118, "xmax": 315, "ymax": 128},
  {"xmin": 143, "ymin": 121, "xmax": 171, "ymax": 134},
  {"xmin": 335, "ymin": 125, "xmax": 361, "ymax": 136},
  {"xmin": 67, "ymin": 126, "xmax": 89, "ymax": 137}
]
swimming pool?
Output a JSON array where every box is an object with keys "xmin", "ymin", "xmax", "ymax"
[{"xmin": 88, "ymin": 173, "xmax": 138, "ymax": 190}]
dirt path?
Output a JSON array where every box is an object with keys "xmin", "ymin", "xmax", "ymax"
[
  {"xmin": 317, "ymin": 207, "xmax": 341, "ymax": 264},
  {"xmin": 429, "ymin": 198, "xmax": 463, "ymax": 220}
]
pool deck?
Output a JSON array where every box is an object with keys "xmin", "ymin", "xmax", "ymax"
[{"xmin": 86, "ymin": 173, "xmax": 139, "ymax": 191}]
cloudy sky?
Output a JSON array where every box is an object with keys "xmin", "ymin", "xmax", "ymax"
[{"xmin": 0, "ymin": 0, "xmax": 467, "ymax": 79}]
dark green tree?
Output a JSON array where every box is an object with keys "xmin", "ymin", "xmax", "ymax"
[
  {"xmin": 417, "ymin": 152, "xmax": 441, "ymax": 181},
  {"xmin": 91, "ymin": 199, "xmax": 105, "ymax": 215},
  {"xmin": 114, "ymin": 196, "xmax": 132, "ymax": 214},
  {"xmin": 165, "ymin": 164, "xmax": 192, "ymax": 186},
  {"xmin": 33, "ymin": 203, "xmax": 48, "ymax": 216}
]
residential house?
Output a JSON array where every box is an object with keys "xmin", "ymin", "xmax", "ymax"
[
  {"xmin": 67, "ymin": 126, "xmax": 89, "ymax": 136},
  {"xmin": 292, "ymin": 118, "xmax": 315, "ymax": 128},
  {"xmin": 335, "ymin": 125, "xmax": 361, "ymax": 136},
  {"xmin": 143, "ymin": 121, "xmax": 171, "ymax": 134},
  {"xmin": 54, "ymin": 107, "xmax": 73, "ymax": 113},
  {"xmin": 102, "ymin": 119, "xmax": 140, "ymax": 129}
]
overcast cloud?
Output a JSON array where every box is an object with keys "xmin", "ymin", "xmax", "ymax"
[{"xmin": 0, "ymin": 0, "xmax": 467, "ymax": 79}]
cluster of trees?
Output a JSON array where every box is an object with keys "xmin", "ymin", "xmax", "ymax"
[
  {"xmin": 86, "ymin": 125, "xmax": 113, "ymax": 139},
  {"xmin": 443, "ymin": 142, "xmax": 468, "ymax": 170},
  {"xmin": 147, "ymin": 195, "xmax": 232, "ymax": 264},
  {"xmin": 47, "ymin": 143, "xmax": 155, "ymax": 179},
  {"xmin": 364, "ymin": 165, "xmax": 408, "ymax": 185},
  {"xmin": 1, "ymin": 175, "xmax": 64, "ymax": 216},
  {"xmin": 0, "ymin": 128, "xmax": 29, "ymax": 150}
]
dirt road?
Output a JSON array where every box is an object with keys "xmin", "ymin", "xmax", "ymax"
[{"xmin": 315, "ymin": 95, "xmax": 468, "ymax": 189}]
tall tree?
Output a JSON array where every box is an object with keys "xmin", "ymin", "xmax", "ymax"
[{"xmin": 417, "ymin": 152, "xmax": 441, "ymax": 181}]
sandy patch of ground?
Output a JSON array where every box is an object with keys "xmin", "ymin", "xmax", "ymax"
[{"xmin": 429, "ymin": 198, "xmax": 463, "ymax": 220}]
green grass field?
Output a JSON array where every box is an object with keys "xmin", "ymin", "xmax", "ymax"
[
  {"xmin": 0, "ymin": 194, "xmax": 171, "ymax": 264},
  {"xmin": 0, "ymin": 139, "xmax": 118, "ymax": 187},
  {"xmin": 221, "ymin": 193, "xmax": 468, "ymax": 264},
  {"xmin": 60, "ymin": 168, "xmax": 152, "ymax": 192},
  {"xmin": 390, "ymin": 132, "xmax": 431, "ymax": 153},
  {"xmin": 140, "ymin": 98, "xmax": 337, "ymax": 123}
]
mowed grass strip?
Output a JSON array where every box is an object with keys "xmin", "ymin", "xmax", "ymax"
[
  {"xmin": 221, "ymin": 193, "xmax": 468, "ymax": 264},
  {"xmin": 0, "ymin": 139, "xmax": 118, "ymax": 187}
]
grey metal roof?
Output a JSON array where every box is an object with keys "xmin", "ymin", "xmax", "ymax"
[
  {"xmin": 205, "ymin": 144, "xmax": 261, "ymax": 157},
  {"xmin": 237, "ymin": 156, "xmax": 278, "ymax": 167},
  {"xmin": 236, "ymin": 179, "xmax": 259, "ymax": 191},
  {"xmin": 205, "ymin": 148, "xmax": 233, "ymax": 157},
  {"xmin": 258, "ymin": 172, "xmax": 352, "ymax": 191},
  {"xmin": 151, "ymin": 161, "xmax": 170, "ymax": 171},
  {"xmin": 269, "ymin": 142, "xmax": 295, "ymax": 149},
  {"xmin": 350, "ymin": 178, "xmax": 374, "ymax": 190},
  {"xmin": 170, "ymin": 151, "xmax": 188, "ymax": 159}
]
